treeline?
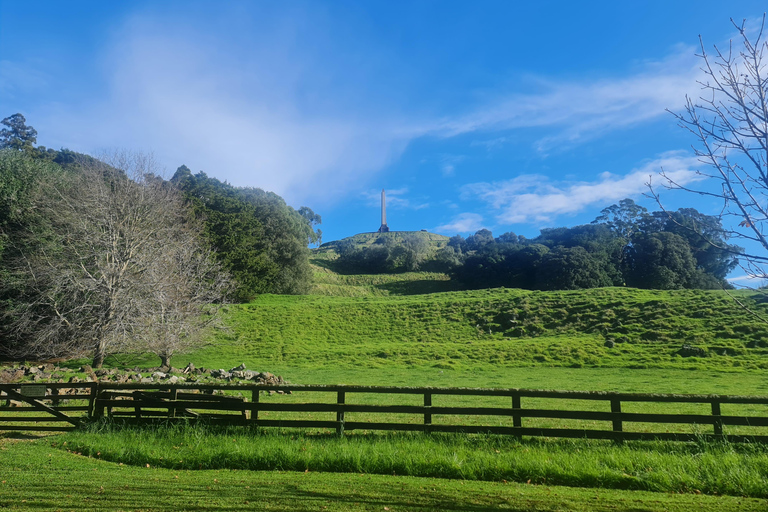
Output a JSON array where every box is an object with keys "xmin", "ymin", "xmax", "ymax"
[
  {"xmin": 334, "ymin": 199, "xmax": 741, "ymax": 291},
  {"xmin": 448, "ymin": 200, "xmax": 740, "ymax": 290},
  {"xmin": 0, "ymin": 114, "xmax": 319, "ymax": 365}
]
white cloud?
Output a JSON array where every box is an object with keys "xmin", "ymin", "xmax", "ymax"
[
  {"xmin": 429, "ymin": 46, "xmax": 701, "ymax": 153},
  {"xmin": 15, "ymin": 8, "xmax": 711, "ymax": 211},
  {"xmin": 31, "ymin": 8, "xmax": 412, "ymax": 208},
  {"xmin": 435, "ymin": 212, "xmax": 485, "ymax": 234},
  {"xmin": 462, "ymin": 152, "xmax": 704, "ymax": 224}
]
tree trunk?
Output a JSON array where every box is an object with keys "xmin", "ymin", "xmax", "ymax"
[
  {"xmin": 160, "ymin": 353, "xmax": 171, "ymax": 369},
  {"xmin": 92, "ymin": 348, "xmax": 105, "ymax": 369}
]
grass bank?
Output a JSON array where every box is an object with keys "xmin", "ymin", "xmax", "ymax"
[
  {"xmin": 58, "ymin": 423, "xmax": 768, "ymax": 498},
  {"xmin": 187, "ymin": 287, "xmax": 768, "ymax": 372},
  {"xmin": 5, "ymin": 437, "xmax": 762, "ymax": 512}
]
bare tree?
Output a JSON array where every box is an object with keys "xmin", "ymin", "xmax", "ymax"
[
  {"xmin": 5, "ymin": 152, "xmax": 230, "ymax": 367},
  {"xmin": 653, "ymin": 16, "xmax": 768, "ymax": 280}
]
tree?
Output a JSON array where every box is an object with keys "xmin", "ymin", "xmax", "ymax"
[
  {"xmin": 625, "ymin": 232, "xmax": 698, "ymax": 289},
  {"xmin": 592, "ymin": 199, "xmax": 648, "ymax": 241},
  {"xmin": 465, "ymin": 229, "xmax": 494, "ymax": 251},
  {"xmin": 298, "ymin": 206, "xmax": 323, "ymax": 246},
  {"xmin": 653, "ymin": 17, "xmax": 767, "ymax": 280},
  {"xmin": 2, "ymin": 152, "xmax": 231, "ymax": 367},
  {"xmin": 0, "ymin": 114, "xmax": 37, "ymax": 152},
  {"xmin": 535, "ymin": 246, "xmax": 613, "ymax": 290},
  {"xmin": 171, "ymin": 167, "xmax": 312, "ymax": 300}
]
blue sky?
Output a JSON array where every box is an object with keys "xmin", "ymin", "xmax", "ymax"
[{"xmin": 2, "ymin": 1, "xmax": 766, "ymax": 262}]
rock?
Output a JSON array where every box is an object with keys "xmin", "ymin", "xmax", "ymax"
[
  {"xmin": 27, "ymin": 366, "xmax": 40, "ymax": 375},
  {"xmin": 152, "ymin": 371, "xmax": 167, "ymax": 380},
  {"xmin": 80, "ymin": 365, "xmax": 93, "ymax": 374},
  {"xmin": 211, "ymin": 369, "xmax": 232, "ymax": 380},
  {"xmin": 0, "ymin": 369, "xmax": 24, "ymax": 383},
  {"xmin": 182, "ymin": 362, "xmax": 195, "ymax": 374},
  {"xmin": 604, "ymin": 340, "xmax": 615, "ymax": 348},
  {"xmin": 230, "ymin": 363, "xmax": 246, "ymax": 372},
  {"xmin": 140, "ymin": 377, "xmax": 153, "ymax": 384}
]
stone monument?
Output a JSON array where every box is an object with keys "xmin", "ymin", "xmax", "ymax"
[{"xmin": 377, "ymin": 189, "xmax": 390, "ymax": 233}]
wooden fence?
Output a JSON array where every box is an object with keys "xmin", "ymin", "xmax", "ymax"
[{"xmin": 2, "ymin": 382, "xmax": 768, "ymax": 442}]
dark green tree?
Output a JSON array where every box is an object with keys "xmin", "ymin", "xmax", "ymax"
[
  {"xmin": 298, "ymin": 206, "xmax": 323, "ymax": 246},
  {"xmin": 592, "ymin": 198, "xmax": 648, "ymax": 240},
  {"xmin": 535, "ymin": 246, "xmax": 613, "ymax": 290},
  {"xmin": 625, "ymin": 232, "xmax": 698, "ymax": 289},
  {"xmin": 171, "ymin": 166, "xmax": 313, "ymax": 301},
  {"xmin": 0, "ymin": 114, "xmax": 37, "ymax": 152}
]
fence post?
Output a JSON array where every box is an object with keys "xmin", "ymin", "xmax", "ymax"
[
  {"xmin": 251, "ymin": 389, "xmax": 259, "ymax": 425},
  {"xmin": 711, "ymin": 401, "xmax": 723, "ymax": 437},
  {"xmin": 336, "ymin": 391, "xmax": 345, "ymax": 437},
  {"xmin": 610, "ymin": 398, "xmax": 623, "ymax": 441},
  {"xmin": 512, "ymin": 394, "xmax": 522, "ymax": 429},
  {"xmin": 88, "ymin": 383, "xmax": 99, "ymax": 419},
  {"xmin": 424, "ymin": 392, "xmax": 432, "ymax": 433},
  {"xmin": 168, "ymin": 386, "xmax": 178, "ymax": 418}
]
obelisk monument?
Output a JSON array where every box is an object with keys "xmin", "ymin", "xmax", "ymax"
[{"xmin": 378, "ymin": 189, "xmax": 390, "ymax": 233}]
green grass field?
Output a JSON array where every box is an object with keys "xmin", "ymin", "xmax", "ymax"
[
  {"xmin": 186, "ymin": 287, "xmax": 768, "ymax": 373},
  {"xmin": 3, "ymin": 437, "xmax": 767, "ymax": 511},
  {"xmin": 6, "ymin": 279, "xmax": 768, "ymax": 510}
]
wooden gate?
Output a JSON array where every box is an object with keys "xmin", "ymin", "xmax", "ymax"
[{"xmin": 0, "ymin": 383, "xmax": 96, "ymax": 432}]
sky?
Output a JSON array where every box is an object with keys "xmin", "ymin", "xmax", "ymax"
[{"xmin": 2, "ymin": 1, "xmax": 767, "ymax": 274}]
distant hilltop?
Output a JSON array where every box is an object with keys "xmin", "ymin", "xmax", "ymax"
[{"xmin": 319, "ymin": 230, "xmax": 450, "ymax": 251}]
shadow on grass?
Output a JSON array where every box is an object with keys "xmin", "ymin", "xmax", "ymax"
[{"xmin": 374, "ymin": 280, "xmax": 460, "ymax": 295}]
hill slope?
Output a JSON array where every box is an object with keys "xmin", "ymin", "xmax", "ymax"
[{"xmin": 196, "ymin": 287, "xmax": 768, "ymax": 372}]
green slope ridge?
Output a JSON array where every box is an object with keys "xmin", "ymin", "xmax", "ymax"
[{"xmin": 193, "ymin": 287, "xmax": 768, "ymax": 372}]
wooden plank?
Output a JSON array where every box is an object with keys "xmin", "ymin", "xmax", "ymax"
[
  {"xmin": 0, "ymin": 416, "xmax": 81, "ymax": 422},
  {"xmin": 0, "ymin": 425, "xmax": 77, "ymax": 432},
  {"xmin": 2, "ymin": 389, "xmax": 79, "ymax": 426},
  {"xmin": 73, "ymin": 383, "xmax": 768, "ymax": 405}
]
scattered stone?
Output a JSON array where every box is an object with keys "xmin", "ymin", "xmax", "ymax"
[
  {"xmin": 230, "ymin": 363, "xmax": 246, "ymax": 372},
  {"xmin": 183, "ymin": 362, "xmax": 195, "ymax": 374}
]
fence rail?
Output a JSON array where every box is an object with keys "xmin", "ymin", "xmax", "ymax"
[{"xmin": 2, "ymin": 382, "xmax": 768, "ymax": 442}]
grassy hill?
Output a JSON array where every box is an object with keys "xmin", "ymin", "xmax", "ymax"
[
  {"xmin": 309, "ymin": 232, "xmax": 455, "ymax": 296},
  {"xmin": 318, "ymin": 230, "xmax": 450, "ymax": 250},
  {"xmin": 194, "ymin": 286, "xmax": 768, "ymax": 374}
]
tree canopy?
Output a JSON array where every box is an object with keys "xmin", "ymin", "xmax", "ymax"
[{"xmin": 171, "ymin": 166, "xmax": 314, "ymax": 301}]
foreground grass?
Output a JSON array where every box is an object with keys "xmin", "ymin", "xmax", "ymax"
[
  {"xmin": 2, "ymin": 437, "xmax": 765, "ymax": 511},
  {"xmin": 189, "ymin": 288, "xmax": 768, "ymax": 372},
  {"xmin": 59, "ymin": 423, "xmax": 768, "ymax": 498}
]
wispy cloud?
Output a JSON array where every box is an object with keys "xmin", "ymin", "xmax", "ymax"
[
  {"xmin": 435, "ymin": 212, "xmax": 485, "ymax": 234},
  {"xmin": 15, "ymin": 6, "xmax": 709, "ymax": 210},
  {"xmin": 362, "ymin": 188, "xmax": 429, "ymax": 210},
  {"xmin": 462, "ymin": 152, "xmax": 703, "ymax": 224},
  {"xmin": 429, "ymin": 46, "xmax": 701, "ymax": 153}
]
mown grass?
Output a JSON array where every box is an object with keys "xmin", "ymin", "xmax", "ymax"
[
  {"xmin": 185, "ymin": 287, "xmax": 768, "ymax": 372},
  {"xmin": 58, "ymin": 422, "xmax": 768, "ymax": 498},
  {"xmin": 4, "ymin": 438, "xmax": 762, "ymax": 512},
  {"xmin": 12, "ymin": 281, "xmax": 768, "ymax": 509}
]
